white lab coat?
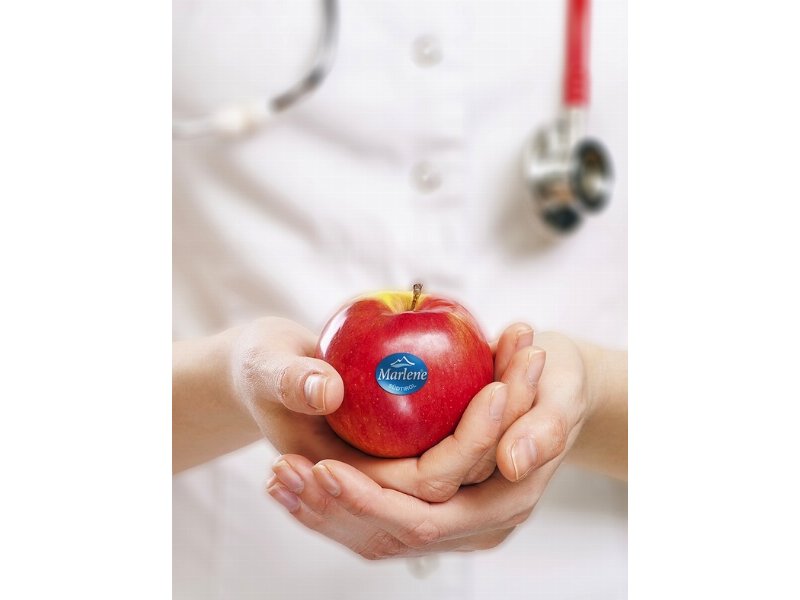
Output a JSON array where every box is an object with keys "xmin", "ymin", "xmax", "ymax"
[{"xmin": 173, "ymin": 1, "xmax": 627, "ymax": 598}]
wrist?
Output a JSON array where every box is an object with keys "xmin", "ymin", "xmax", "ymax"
[
  {"xmin": 568, "ymin": 341, "xmax": 628, "ymax": 480},
  {"xmin": 174, "ymin": 326, "xmax": 252, "ymax": 423},
  {"xmin": 172, "ymin": 326, "xmax": 262, "ymax": 473},
  {"xmin": 583, "ymin": 343, "xmax": 627, "ymax": 425},
  {"xmin": 214, "ymin": 325, "xmax": 253, "ymax": 420},
  {"xmin": 578, "ymin": 340, "xmax": 607, "ymax": 423}
]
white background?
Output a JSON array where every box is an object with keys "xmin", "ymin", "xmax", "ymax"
[{"xmin": 1, "ymin": 1, "xmax": 799, "ymax": 598}]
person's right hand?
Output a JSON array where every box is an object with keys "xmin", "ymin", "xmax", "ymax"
[
  {"xmin": 230, "ymin": 316, "xmax": 347, "ymax": 420},
  {"xmin": 229, "ymin": 317, "xmax": 544, "ymax": 503}
]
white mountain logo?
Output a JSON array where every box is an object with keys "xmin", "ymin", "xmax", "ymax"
[
  {"xmin": 376, "ymin": 353, "xmax": 429, "ymax": 394},
  {"xmin": 389, "ymin": 356, "xmax": 416, "ymax": 368}
]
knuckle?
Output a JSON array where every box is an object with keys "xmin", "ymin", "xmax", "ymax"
[
  {"xmin": 417, "ymin": 478, "xmax": 458, "ymax": 503},
  {"xmin": 402, "ymin": 519, "xmax": 442, "ymax": 548},
  {"xmin": 315, "ymin": 491, "xmax": 338, "ymax": 516},
  {"xmin": 238, "ymin": 346, "xmax": 262, "ymax": 385},
  {"xmin": 462, "ymin": 455, "xmax": 497, "ymax": 485},
  {"xmin": 356, "ymin": 532, "xmax": 406, "ymax": 561},
  {"xmin": 507, "ymin": 389, "xmax": 535, "ymax": 420},
  {"xmin": 348, "ymin": 490, "xmax": 376, "ymax": 518},
  {"xmin": 505, "ymin": 507, "xmax": 533, "ymax": 528},
  {"xmin": 380, "ymin": 539, "xmax": 407, "ymax": 559},
  {"xmin": 463, "ymin": 434, "xmax": 494, "ymax": 458},
  {"xmin": 233, "ymin": 347, "xmax": 267, "ymax": 409},
  {"xmin": 543, "ymin": 414, "xmax": 569, "ymax": 456},
  {"xmin": 275, "ymin": 363, "xmax": 295, "ymax": 405}
]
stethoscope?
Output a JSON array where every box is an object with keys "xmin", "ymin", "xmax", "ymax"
[
  {"xmin": 172, "ymin": 0, "xmax": 339, "ymax": 139},
  {"xmin": 173, "ymin": 0, "xmax": 613, "ymax": 235},
  {"xmin": 523, "ymin": 0, "xmax": 613, "ymax": 233}
]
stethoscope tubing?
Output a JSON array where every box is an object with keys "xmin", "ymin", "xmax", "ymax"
[
  {"xmin": 172, "ymin": 0, "xmax": 339, "ymax": 139},
  {"xmin": 563, "ymin": 0, "xmax": 591, "ymax": 108}
]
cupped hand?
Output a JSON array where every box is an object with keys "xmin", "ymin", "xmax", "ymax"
[
  {"xmin": 265, "ymin": 331, "xmax": 598, "ymax": 560},
  {"xmin": 266, "ymin": 453, "xmax": 559, "ymax": 560},
  {"xmin": 494, "ymin": 331, "xmax": 592, "ymax": 482},
  {"xmin": 231, "ymin": 317, "xmax": 544, "ymax": 503}
]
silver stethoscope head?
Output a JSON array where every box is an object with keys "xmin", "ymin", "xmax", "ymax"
[
  {"xmin": 524, "ymin": 0, "xmax": 614, "ymax": 234},
  {"xmin": 172, "ymin": 0, "xmax": 339, "ymax": 139},
  {"xmin": 523, "ymin": 110, "xmax": 613, "ymax": 233}
]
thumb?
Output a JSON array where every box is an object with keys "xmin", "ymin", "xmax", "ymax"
[
  {"xmin": 235, "ymin": 318, "xmax": 344, "ymax": 415},
  {"xmin": 260, "ymin": 353, "xmax": 345, "ymax": 415},
  {"xmin": 495, "ymin": 406, "xmax": 570, "ymax": 482}
]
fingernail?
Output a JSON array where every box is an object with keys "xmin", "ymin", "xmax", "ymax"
[
  {"xmin": 526, "ymin": 349, "xmax": 545, "ymax": 385},
  {"xmin": 272, "ymin": 460, "xmax": 304, "ymax": 493},
  {"xmin": 489, "ymin": 384, "xmax": 508, "ymax": 421},
  {"xmin": 515, "ymin": 327, "xmax": 534, "ymax": 351},
  {"xmin": 312, "ymin": 463, "xmax": 341, "ymax": 497},
  {"xmin": 304, "ymin": 374, "xmax": 327, "ymax": 411},
  {"xmin": 510, "ymin": 437, "xmax": 537, "ymax": 481},
  {"xmin": 268, "ymin": 484, "xmax": 301, "ymax": 512}
]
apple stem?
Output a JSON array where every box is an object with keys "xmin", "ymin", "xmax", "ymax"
[{"xmin": 410, "ymin": 282, "xmax": 423, "ymax": 311}]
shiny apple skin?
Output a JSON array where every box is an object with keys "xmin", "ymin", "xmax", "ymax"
[{"xmin": 316, "ymin": 292, "xmax": 493, "ymax": 458}]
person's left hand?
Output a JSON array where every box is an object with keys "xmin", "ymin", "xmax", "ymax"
[{"xmin": 267, "ymin": 332, "xmax": 595, "ymax": 559}]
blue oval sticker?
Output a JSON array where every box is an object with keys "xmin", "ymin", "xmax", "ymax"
[{"xmin": 375, "ymin": 353, "xmax": 429, "ymax": 395}]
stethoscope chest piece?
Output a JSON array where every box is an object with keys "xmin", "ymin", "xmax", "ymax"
[
  {"xmin": 523, "ymin": 111, "xmax": 613, "ymax": 234},
  {"xmin": 523, "ymin": 0, "xmax": 614, "ymax": 235}
]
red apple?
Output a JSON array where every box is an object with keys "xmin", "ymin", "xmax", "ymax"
[{"xmin": 316, "ymin": 284, "xmax": 493, "ymax": 458}]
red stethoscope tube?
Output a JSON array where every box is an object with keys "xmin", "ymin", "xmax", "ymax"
[{"xmin": 563, "ymin": 0, "xmax": 591, "ymax": 107}]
